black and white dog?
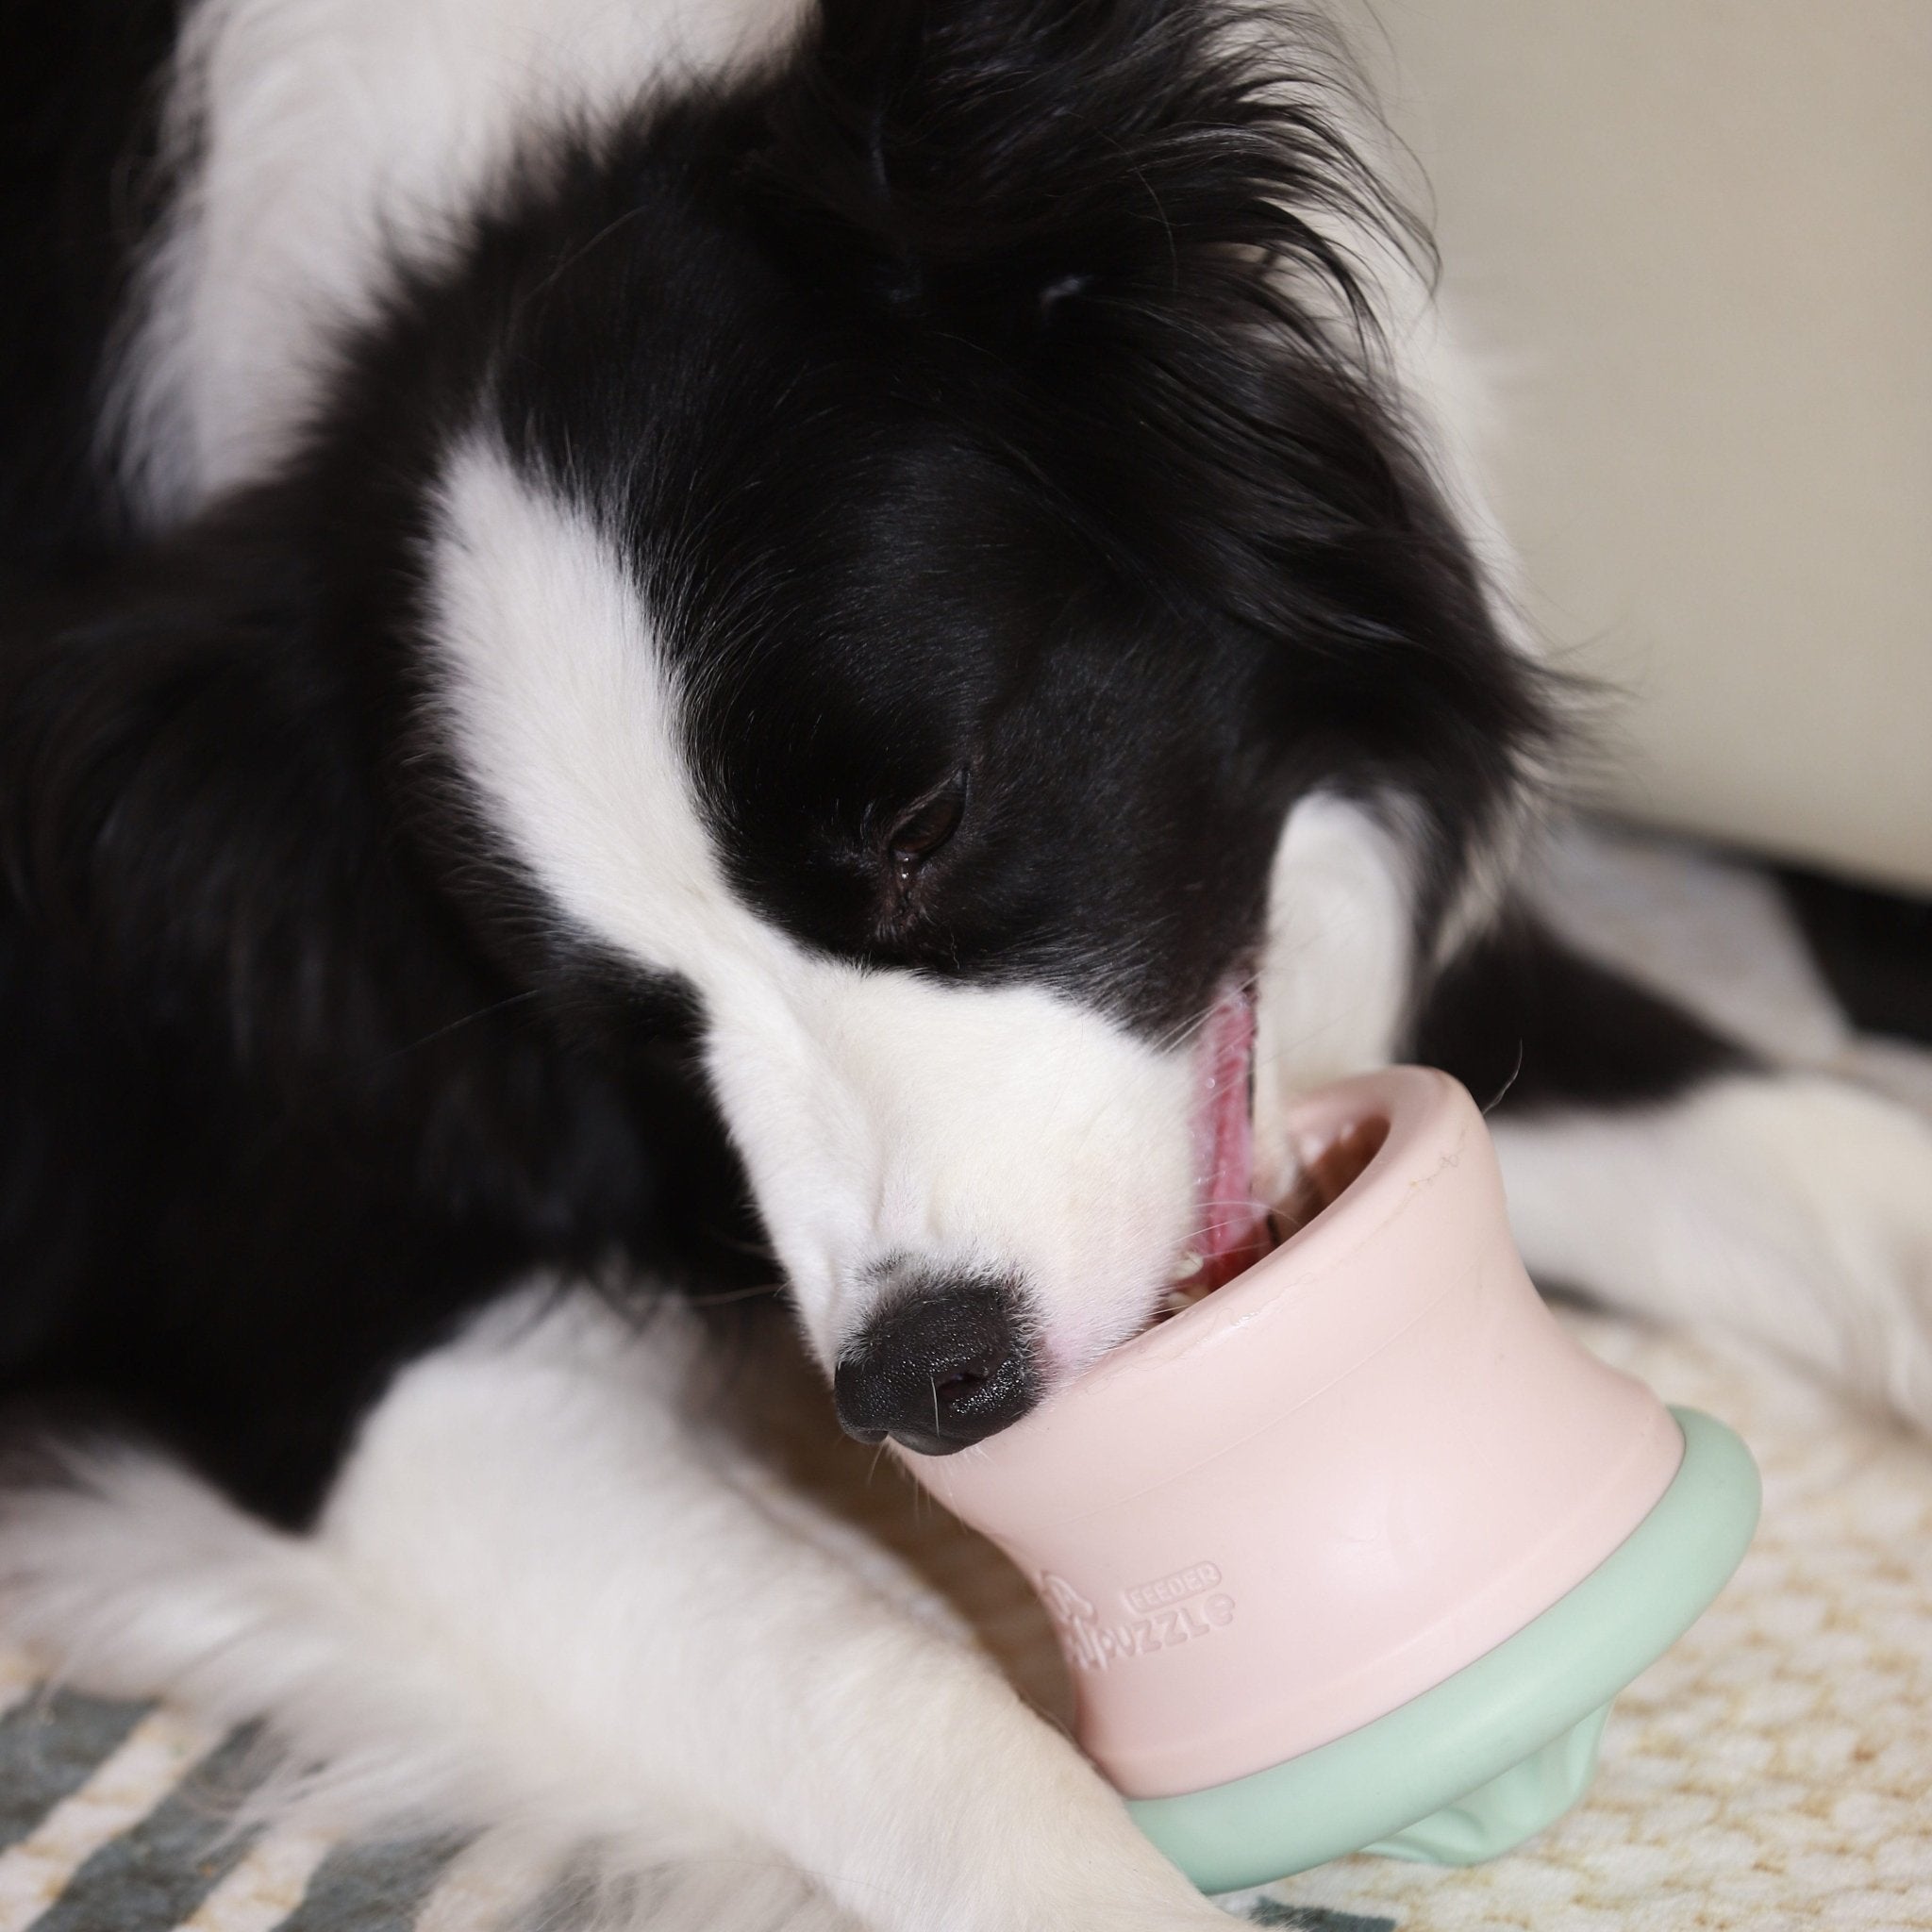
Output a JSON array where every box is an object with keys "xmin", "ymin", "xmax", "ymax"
[{"xmin": 4, "ymin": 0, "xmax": 1930, "ymax": 1924}]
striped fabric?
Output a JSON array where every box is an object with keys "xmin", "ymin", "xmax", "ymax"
[
  {"xmin": 0, "ymin": 1673, "xmax": 478, "ymax": 1931},
  {"xmin": 0, "ymin": 1670, "xmax": 1395, "ymax": 1930}
]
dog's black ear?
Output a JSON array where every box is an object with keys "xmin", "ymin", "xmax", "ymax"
[
  {"xmin": 749, "ymin": 0, "xmax": 1407, "ymax": 344},
  {"xmin": 1, "ymin": 491, "xmax": 442, "ymax": 1072},
  {"xmin": 741, "ymin": 0, "xmax": 1557, "ymax": 908}
]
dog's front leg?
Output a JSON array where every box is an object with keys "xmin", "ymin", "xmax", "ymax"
[
  {"xmin": 321, "ymin": 1289, "xmax": 1234, "ymax": 1930},
  {"xmin": 3, "ymin": 1285, "xmax": 1229, "ymax": 1932}
]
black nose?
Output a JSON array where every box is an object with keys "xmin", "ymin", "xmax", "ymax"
[{"xmin": 834, "ymin": 1276, "xmax": 1039, "ymax": 1456}]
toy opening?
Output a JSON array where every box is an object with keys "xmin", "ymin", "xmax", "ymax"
[
  {"xmin": 1276, "ymin": 1114, "xmax": 1390, "ymax": 1239},
  {"xmin": 1160, "ymin": 1112, "xmax": 1390, "ymax": 1321}
]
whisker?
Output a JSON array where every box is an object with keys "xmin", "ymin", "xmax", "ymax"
[
  {"xmin": 682, "ymin": 1280, "xmax": 785, "ymax": 1308},
  {"xmin": 371, "ymin": 988, "xmax": 543, "ymax": 1066},
  {"xmin": 1174, "ymin": 1211, "xmax": 1274, "ymax": 1247},
  {"xmin": 1481, "ymin": 1041, "xmax": 1526, "ymax": 1115}
]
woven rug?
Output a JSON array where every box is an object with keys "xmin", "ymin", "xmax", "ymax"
[{"xmin": 1, "ymin": 823, "xmax": 1927, "ymax": 1931}]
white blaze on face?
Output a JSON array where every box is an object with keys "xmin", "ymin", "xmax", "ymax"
[
  {"xmin": 424, "ymin": 437, "xmax": 1198, "ymax": 1372},
  {"xmin": 701, "ymin": 966, "xmax": 1196, "ymax": 1369}
]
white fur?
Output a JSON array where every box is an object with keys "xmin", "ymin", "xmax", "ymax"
[
  {"xmin": 1249, "ymin": 791, "xmax": 1413, "ymax": 1196},
  {"xmin": 1494, "ymin": 1074, "xmax": 1932, "ymax": 1430},
  {"xmin": 0, "ymin": 1291, "xmax": 1232, "ymax": 1932},
  {"xmin": 425, "ymin": 439, "xmax": 1201, "ymax": 1373},
  {"xmin": 108, "ymin": 0, "xmax": 813, "ymax": 524}
]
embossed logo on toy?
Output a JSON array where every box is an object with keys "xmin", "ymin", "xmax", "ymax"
[{"xmin": 1038, "ymin": 1562, "xmax": 1236, "ymax": 1673}]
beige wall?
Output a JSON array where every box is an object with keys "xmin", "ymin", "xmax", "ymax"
[{"xmin": 1364, "ymin": 1, "xmax": 1932, "ymax": 891}]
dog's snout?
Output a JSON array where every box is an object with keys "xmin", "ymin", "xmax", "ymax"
[{"xmin": 834, "ymin": 1277, "xmax": 1038, "ymax": 1456}]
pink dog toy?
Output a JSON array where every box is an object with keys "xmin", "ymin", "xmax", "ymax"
[{"xmin": 897, "ymin": 1066, "xmax": 1758, "ymax": 1891}]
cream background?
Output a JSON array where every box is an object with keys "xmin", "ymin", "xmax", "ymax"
[{"xmin": 1361, "ymin": 2, "xmax": 1932, "ymax": 892}]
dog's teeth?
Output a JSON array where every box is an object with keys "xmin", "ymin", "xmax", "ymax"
[{"xmin": 1174, "ymin": 1250, "xmax": 1205, "ymax": 1280}]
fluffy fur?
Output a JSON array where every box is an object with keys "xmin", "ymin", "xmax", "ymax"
[{"xmin": 3, "ymin": 1, "xmax": 1929, "ymax": 1925}]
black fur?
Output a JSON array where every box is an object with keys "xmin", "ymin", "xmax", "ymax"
[
  {"xmin": 1779, "ymin": 864, "xmax": 1932, "ymax": 1050},
  {"xmin": 1, "ymin": 0, "xmax": 1715, "ymax": 1523},
  {"xmin": 0, "ymin": 0, "xmax": 178, "ymax": 578},
  {"xmin": 1, "ymin": 507, "xmax": 766, "ymax": 1518},
  {"xmin": 1410, "ymin": 913, "xmax": 1750, "ymax": 1114}
]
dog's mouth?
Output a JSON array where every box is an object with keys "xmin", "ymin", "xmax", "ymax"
[
  {"xmin": 1162, "ymin": 985, "xmax": 1387, "ymax": 1320},
  {"xmin": 1170, "ymin": 984, "xmax": 1269, "ymax": 1308}
]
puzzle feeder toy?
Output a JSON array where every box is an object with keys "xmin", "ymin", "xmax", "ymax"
[{"xmin": 897, "ymin": 1065, "xmax": 1760, "ymax": 1893}]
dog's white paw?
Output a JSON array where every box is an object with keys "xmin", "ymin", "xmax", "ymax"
[
  {"xmin": 1817, "ymin": 1086, "xmax": 1932, "ymax": 1429},
  {"xmin": 1683, "ymin": 1074, "xmax": 1932, "ymax": 1430},
  {"xmin": 1496, "ymin": 1072, "xmax": 1932, "ymax": 1432}
]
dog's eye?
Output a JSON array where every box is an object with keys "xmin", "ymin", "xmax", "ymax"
[{"xmin": 887, "ymin": 772, "xmax": 967, "ymax": 885}]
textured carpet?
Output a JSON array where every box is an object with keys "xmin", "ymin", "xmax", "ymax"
[{"xmin": 2, "ymin": 822, "xmax": 1928, "ymax": 1930}]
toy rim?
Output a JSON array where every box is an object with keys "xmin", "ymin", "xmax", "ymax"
[{"xmin": 1001, "ymin": 1068, "xmax": 1457, "ymax": 1430}]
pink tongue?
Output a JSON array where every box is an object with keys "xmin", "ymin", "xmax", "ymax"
[{"xmin": 1189, "ymin": 987, "xmax": 1264, "ymax": 1292}]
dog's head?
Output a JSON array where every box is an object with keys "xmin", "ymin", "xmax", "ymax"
[{"xmin": 410, "ymin": 0, "xmax": 1549, "ymax": 1449}]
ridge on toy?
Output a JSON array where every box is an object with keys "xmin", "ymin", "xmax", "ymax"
[{"xmin": 895, "ymin": 1065, "xmax": 1759, "ymax": 1893}]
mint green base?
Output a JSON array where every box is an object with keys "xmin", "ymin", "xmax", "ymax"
[
  {"xmin": 1126, "ymin": 1408, "xmax": 1759, "ymax": 1894},
  {"xmin": 1360, "ymin": 1698, "xmax": 1612, "ymax": 1865}
]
